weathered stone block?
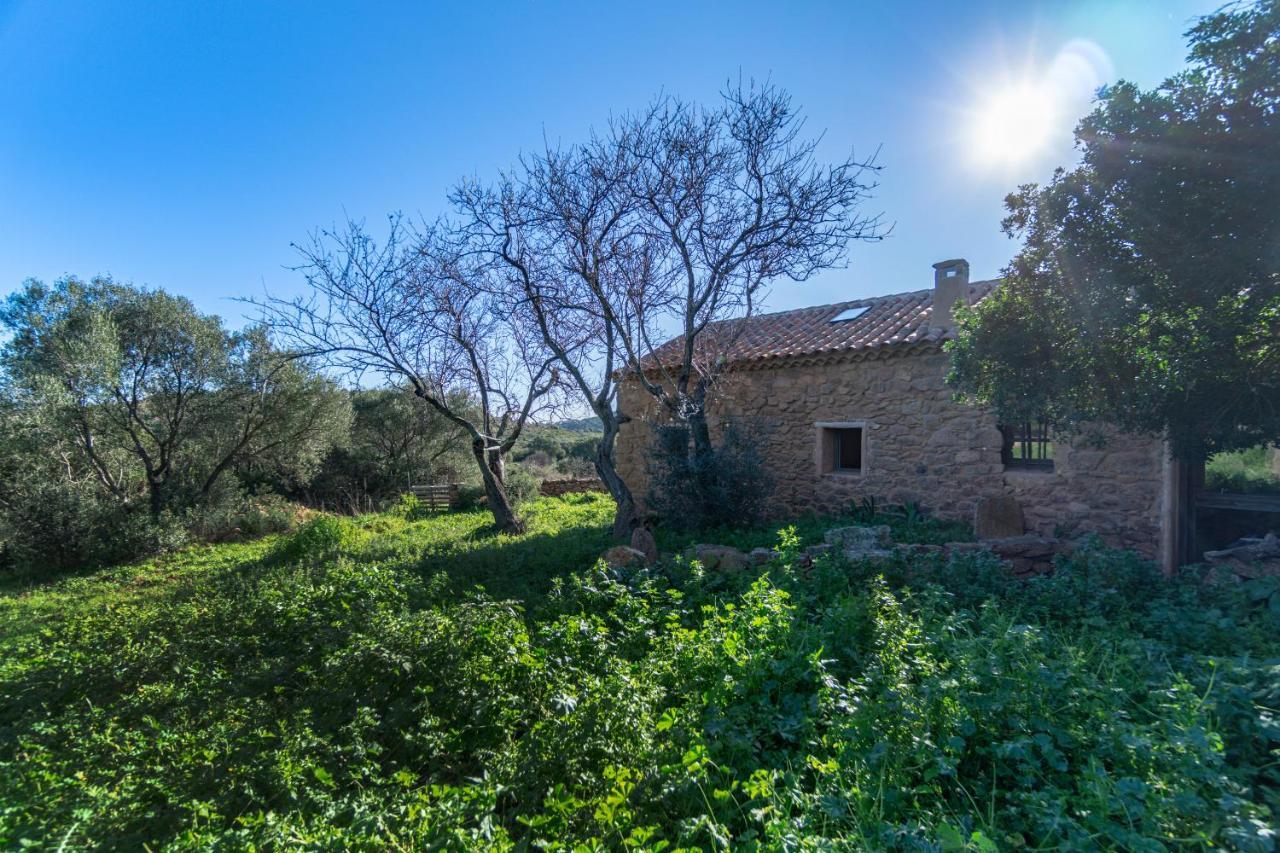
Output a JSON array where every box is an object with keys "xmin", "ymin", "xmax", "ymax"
[
  {"xmin": 974, "ymin": 496, "xmax": 1025, "ymax": 540},
  {"xmin": 629, "ymin": 526, "xmax": 658, "ymax": 564},
  {"xmin": 688, "ymin": 544, "xmax": 748, "ymax": 572},
  {"xmin": 602, "ymin": 546, "xmax": 648, "ymax": 569}
]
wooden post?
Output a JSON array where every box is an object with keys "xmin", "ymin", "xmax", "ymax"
[{"xmin": 1160, "ymin": 451, "xmax": 1201, "ymax": 575}]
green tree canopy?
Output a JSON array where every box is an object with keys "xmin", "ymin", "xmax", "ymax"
[
  {"xmin": 0, "ymin": 276, "xmax": 351, "ymax": 518},
  {"xmin": 949, "ymin": 0, "xmax": 1280, "ymax": 460}
]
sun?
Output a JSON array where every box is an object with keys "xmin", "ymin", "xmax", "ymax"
[{"xmin": 970, "ymin": 82, "xmax": 1057, "ymax": 167}]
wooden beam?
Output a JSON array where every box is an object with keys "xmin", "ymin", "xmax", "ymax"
[{"xmin": 1195, "ymin": 492, "xmax": 1280, "ymax": 513}]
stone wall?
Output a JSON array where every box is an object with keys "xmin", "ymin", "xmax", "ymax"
[
  {"xmin": 540, "ymin": 477, "xmax": 607, "ymax": 497},
  {"xmin": 615, "ymin": 347, "xmax": 1166, "ymax": 557}
]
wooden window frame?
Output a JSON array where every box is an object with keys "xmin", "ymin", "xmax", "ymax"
[{"xmin": 816, "ymin": 421, "xmax": 866, "ymax": 477}]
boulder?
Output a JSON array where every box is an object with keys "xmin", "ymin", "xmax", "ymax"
[
  {"xmin": 629, "ymin": 526, "xmax": 658, "ymax": 564},
  {"xmin": 602, "ymin": 546, "xmax": 648, "ymax": 569},
  {"xmin": 688, "ymin": 544, "xmax": 748, "ymax": 572},
  {"xmin": 823, "ymin": 525, "xmax": 893, "ymax": 560},
  {"xmin": 974, "ymin": 496, "xmax": 1025, "ymax": 540},
  {"xmin": 804, "ymin": 543, "xmax": 834, "ymax": 560},
  {"xmin": 747, "ymin": 547, "xmax": 778, "ymax": 566}
]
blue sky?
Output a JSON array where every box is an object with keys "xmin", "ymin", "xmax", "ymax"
[{"xmin": 0, "ymin": 0, "xmax": 1218, "ymax": 327}]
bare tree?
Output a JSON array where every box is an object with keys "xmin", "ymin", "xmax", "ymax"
[
  {"xmin": 256, "ymin": 216, "xmax": 561, "ymax": 533},
  {"xmin": 620, "ymin": 81, "xmax": 885, "ymax": 461},
  {"xmin": 457, "ymin": 80, "xmax": 884, "ymax": 532},
  {"xmin": 453, "ymin": 134, "xmax": 658, "ymax": 537}
]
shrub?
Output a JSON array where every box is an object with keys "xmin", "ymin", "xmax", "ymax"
[
  {"xmin": 646, "ymin": 420, "xmax": 774, "ymax": 532},
  {"xmin": 503, "ymin": 463, "xmax": 544, "ymax": 509},
  {"xmin": 0, "ymin": 480, "xmax": 188, "ymax": 577},
  {"xmin": 274, "ymin": 514, "xmax": 365, "ymax": 564},
  {"xmin": 185, "ymin": 480, "xmax": 304, "ymax": 542}
]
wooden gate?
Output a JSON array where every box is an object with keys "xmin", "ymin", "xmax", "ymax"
[
  {"xmin": 1184, "ymin": 461, "xmax": 1280, "ymax": 563},
  {"xmin": 408, "ymin": 483, "xmax": 460, "ymax": 512}
]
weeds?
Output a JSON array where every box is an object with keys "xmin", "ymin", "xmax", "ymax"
[{"xmin": 0, "ymin": 494, "xmax": 1276, "ymax": 849}]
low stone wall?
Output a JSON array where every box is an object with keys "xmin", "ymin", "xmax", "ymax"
[{"xmin": 540, "ymin": 478, "xmax": 606, "ymax": 497}]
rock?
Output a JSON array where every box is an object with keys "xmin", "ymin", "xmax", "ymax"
[
  {"xmin": 974, "ymin": 496, "xmax": 1025, "ymax": 540},
  {"xmin": 823, "ymin": 525, "xmax": 893, "ymax": 560},
  {"xmin": 1205, "ymin": 533, "xmax": 1280, "ymax": 580},
  {"xmin": 894, "ymin": 543, "xmax": 944, "ymax": 558},
  {"xmin": 985, "ymin": 534, "xmax": 1063, "ymax": 575},
  {"xmin": 1205, "ymin": 533, "xmax": 1280, "ymax": 564},
  {"xmin": 803, "ymin": 543, "xmax": 834, "ymax": 560},
  {"xmin": 985, "ymin": 534, "xmax": 1057, "ymax": 560},
  {"xmin": 689, "ymin": 544, "xmax": 748, "ymax": 572},
  {"xmin": 602, "ymin": 546, "xmax": 648, "ymax": 569},
  {"xmin": 629, "ymin": 526, "xmax": 658, "ymax": 564},
  {"xmin": 747, "ymin": 547, "xmax": 778, "ymax": 566}
]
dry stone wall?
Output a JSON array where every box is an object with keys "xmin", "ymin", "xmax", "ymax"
[{"xmin": 615, "ymin": 348, "xmax": 1165, "ymax": 557}]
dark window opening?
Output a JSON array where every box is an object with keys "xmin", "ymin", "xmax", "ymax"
[
  {"xmin": 1000, "ymin": 420, "xmax": 1054, "ymax": 470},
  {"xmin": 834, "ymin": 427, "xmax": 863, "ymax": 472}
]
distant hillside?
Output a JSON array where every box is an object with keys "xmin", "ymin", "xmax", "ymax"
[{"xmin": 554, "ymin": 416, "xmax": 603, "ymax": 433}]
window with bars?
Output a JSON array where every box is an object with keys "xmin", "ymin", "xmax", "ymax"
[{"xmin": 1000, "ymin": 420, "xmax": 1054, "ymax": 471}]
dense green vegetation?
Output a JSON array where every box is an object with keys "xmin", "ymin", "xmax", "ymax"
[
  {"xmin": 949, "ymin": 1, "xmax": 1280, "ymax": 461},
  {"xmin": 1206, "ymin": 445, "xmax": 1280, "ymax": 496},
  {"xmin": 3, "ymin": 494, "xmax": 1276, "ymax": 849}
]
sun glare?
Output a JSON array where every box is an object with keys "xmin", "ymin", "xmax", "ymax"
[
  {"xmin": 971, "ymin": 83, "xmax": 1057, "ymax": 166},
  {"xmin": 962, "ymin": 40, "xmax": 1113, "ymax": 173}
]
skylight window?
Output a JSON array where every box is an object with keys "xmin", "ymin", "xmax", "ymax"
[{"xmin": 829, "ymin": 306, "xmax": 869, "ymax": 323}]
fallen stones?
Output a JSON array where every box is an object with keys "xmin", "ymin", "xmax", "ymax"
[
  {"xmin": 1204, "ymin": 533, "xmax": 1280, "ymax": 580},
  {"xmin": 942, "ymin": 534, "xmax": 1081, "ymax": 577},
  {"xmin": 602, "ymin": 546, "xmax": 648, "ymax": 570},
  {"xmin": 687, "ymin": 544, "xmax": 748, "ymax": 573},
  {"xmin": 823, "ymin": 525, "xmax": 893, "ymax": 561},
  {"xmin": 803, "ymin": 543, "xmax": 834, "ymax": 561},
  {"xmin": 747, "ymin": 547, "xmax": 779, "ymax": 566},
  {"xmin": 974, "ymin": 496, "xmax": 1025, "ymax": 540}
]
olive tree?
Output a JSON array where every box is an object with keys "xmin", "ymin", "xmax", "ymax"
[{"xmin": 2, "ymin": 277, "xmax": 349, "ymax": 520}]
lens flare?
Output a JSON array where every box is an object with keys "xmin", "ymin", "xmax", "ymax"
[{"xmin": 970, "ymin": 83, "xmax": 1057, "ymax": 166}]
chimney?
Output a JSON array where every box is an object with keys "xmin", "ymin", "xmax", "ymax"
[{"xmin": 931, "ymin": 258, "xmax": 969, "ymax": 331}]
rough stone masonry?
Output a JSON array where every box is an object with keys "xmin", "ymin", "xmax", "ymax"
[{"xmin": 615, "ymin": 259, "xmax": 1170, "ymax": 561}]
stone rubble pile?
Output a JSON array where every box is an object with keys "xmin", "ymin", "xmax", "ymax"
[
  {"xmin": 600, "ymin": 522, "xmax": 1085, "ymax": 579},
  {"xmin": 1204, "ymin": 533, "xmax": 1280, "ymax": 581}
]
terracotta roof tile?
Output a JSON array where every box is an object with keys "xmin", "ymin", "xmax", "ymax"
[{"xmin": 645, "ymin": 280, "xmax": 998, "ymax": 370}]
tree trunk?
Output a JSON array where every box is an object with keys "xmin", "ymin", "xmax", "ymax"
[
  {"xmin": 147, "ymin": 477, "xmax": 165, "ymax": 520},
  {"xmin": 596, "ymin": 416, "xmax": 638, "ymax": 540},
  {"xmin": 687, "ymin": 406, "xmax": 715, "ymax": 469},
  {"xmin": 473, "ymin": 437, "xmax": 524, "ymax": 534}
]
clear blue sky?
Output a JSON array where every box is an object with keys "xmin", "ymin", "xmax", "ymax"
[{"xmin": 0, "ymin": 0, "xmax": 1218, "ymax": 327}]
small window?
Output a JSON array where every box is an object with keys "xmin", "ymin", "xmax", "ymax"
[
  {"xmin": 1000, "ymin": 420, "xmax": 1054, "ymax": 471},
  {"xmin": 817, "ymin": 423, "xmax": 864, "ymax": 475},
  {"xmin": 835, "ymin": 428, "xmax": 863, "ymax": 471}
]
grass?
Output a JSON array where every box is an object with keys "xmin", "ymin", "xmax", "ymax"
[{"xmin": 2, "ymin": 493, "xmax": 1278, "ymax": 849}]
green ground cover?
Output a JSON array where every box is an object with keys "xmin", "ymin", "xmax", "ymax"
[{"xmin": 2, "ymin": 493, "xmax": 1277, "ymax": 849}]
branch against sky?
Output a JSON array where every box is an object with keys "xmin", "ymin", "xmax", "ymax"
[
  {"xmin": 451, "ymin": 79, "xmax": 885, "ymax": 532},
  {"xmin": 253, "ymin": 215, "xmax": 564, "ymax": 533}
]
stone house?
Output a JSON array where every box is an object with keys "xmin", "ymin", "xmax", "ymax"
[{"xmin": 615, "ymin": 259, "xmax": 1187, "ymax": 571}]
